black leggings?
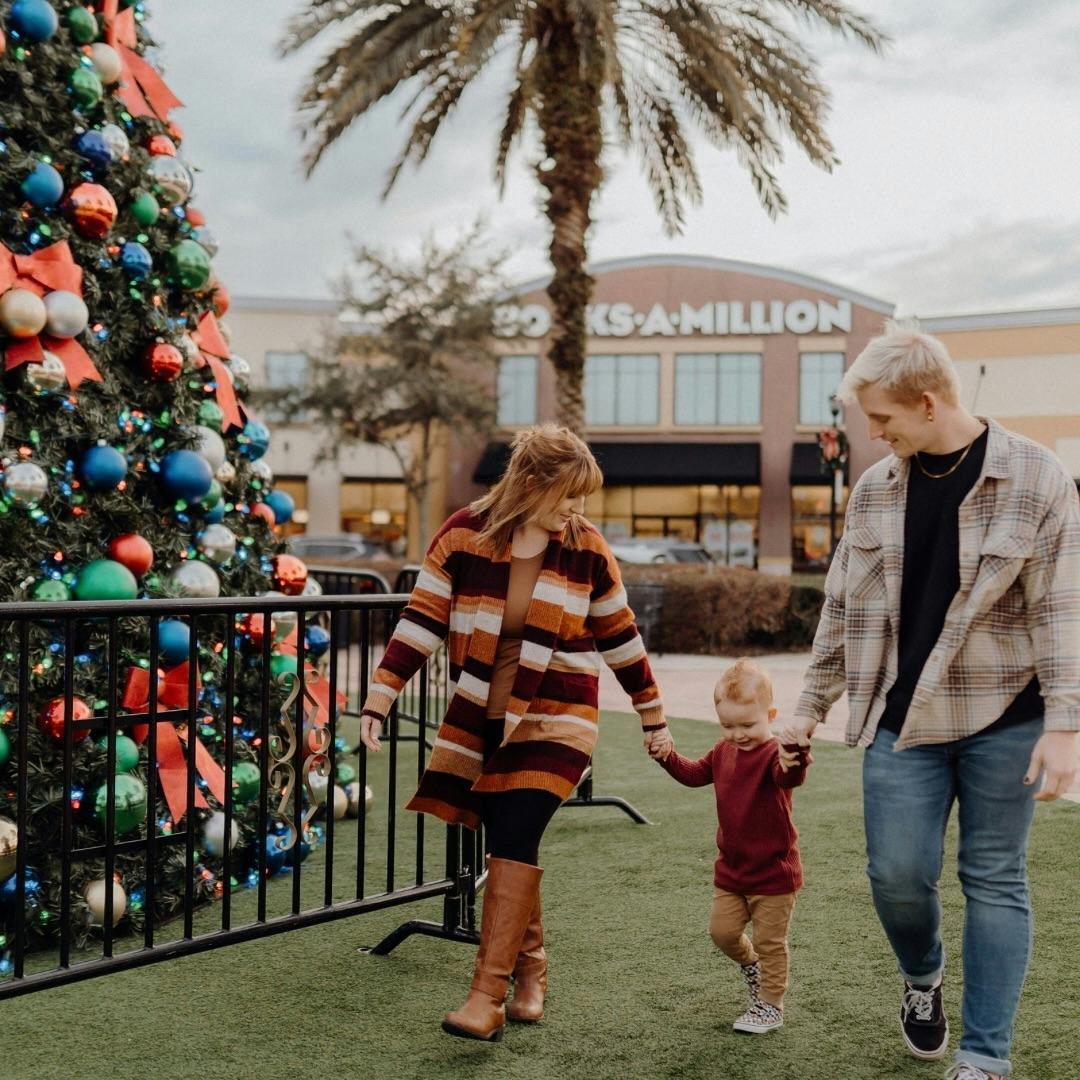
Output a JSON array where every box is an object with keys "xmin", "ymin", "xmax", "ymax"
[{"xmin": 480, "ymin": 718, "xmax": 561, "ymax": 865}]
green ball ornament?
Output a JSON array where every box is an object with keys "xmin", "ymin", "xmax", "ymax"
[
  {"xmin": 197, "ymin": 400, "xmax": 224, "ymax": 429},
  {"xmin": 336, "ymin": 762, "xmax": 357, "ymax": 785},
  {"xmin": 69, "ymin": 66, "xmax": 104, "ymax": 109},
  {"xmin": 73, "ymin": 559, "xmax": 138, "ymax": 601},
  {"xmin": 0, "ymin": 727, "xmax": 9, "ymax": 769},
  {"xmin": 231, "ymin": 760, "xmax": 261, "ymax": 804},
  {"xmin": 200, "ymin": 479, "xmax": 222, "ymax": 510},
  {"xmin": 65, "ymin": 5, "xmax": 98, "ymax": 44},
  {"xmin": 94, "ymin": 774, "xmax": 147, "ymax": 834},
  {"xmin": 31, "ymin": 578, "xmax": 71, "ymax": 601},
  {"xmin": 130, "ymin": 191, "xmax": 161, "ymax": 227},
  {"xmin": 165, "ymin": 239, "xmax": 211, "ymax": 291},
  {"xmin": 98, "ymin": 734, "xmax": 140, "ymax": 773},
  {"xmin": 269, "ymin": 653, "xmax": 298, "ymax": 689}
]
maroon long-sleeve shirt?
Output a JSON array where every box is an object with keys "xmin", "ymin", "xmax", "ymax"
[{"xmin": 660, "ymin": 737, "xmax": 810, "ymax": 895}]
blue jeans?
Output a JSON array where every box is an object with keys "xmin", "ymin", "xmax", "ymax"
[{"xmin": 863, "ymin": 718, "xmax": 1042, "ymax": 1077}]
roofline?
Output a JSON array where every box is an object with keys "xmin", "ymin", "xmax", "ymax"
[
  {"xmin": 919, "ymin": 307, "xmax": 1080, "ymax": 333},
  {"xmin": 230, "ymin": 295, "xmax": 339, "ymax": 315},
  {"xmin": 508, "ymin": 254, "xmax": 896, "ymax": 314}
]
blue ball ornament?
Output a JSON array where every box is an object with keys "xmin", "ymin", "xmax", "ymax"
[
  {"xmin": 120, "ymin": 241, "xmax": 153, "ymax": 280},
  {"xmin": 20, "ymin": 161, "xmax": 64, "ymax": 209},
  {"xmin": 157, "ymin": 620, "xmax": 191, "ymax": 666},
  {"xmin": 263, "ymin": 833, "xmax": 288, "ymax": 875},
  {"xmin": 305, "ymin": 625, "xmax": 331, "ymax": 658},
  {"xmin": 202, "ymin": 499, "xmax": 225, "ymax": 524},
  {"xmin": 9, "ymin": 0, "xmax": 59, "ymax": 43},
  {"xmin": 239, "ymin": 420, "xmax": 270, "ymax": 460},
  {"xmin": 160, "ymin": 450, "xmax": 213, "ymax": 502},
  {"xmin": 78, "ymin": 444, "xmax": 128, "ymax": 490},
  {"xmin": 75, "ymin": 130, "xmax": 112, "ymax": 171},
  {"xmin": 264, "ymin": 489, "xmax": 294, "ymax": 525}
]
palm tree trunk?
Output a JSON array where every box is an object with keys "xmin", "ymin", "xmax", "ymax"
[{"xmin": 534, "ymin": 10, "xmax": 605, "ymax": 435}]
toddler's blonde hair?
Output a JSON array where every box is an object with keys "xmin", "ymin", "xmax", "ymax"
[{"xmin": 713, "ymin": 657, "xmax": 774, "ymax": 708}]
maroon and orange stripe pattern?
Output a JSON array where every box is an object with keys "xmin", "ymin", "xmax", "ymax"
[{"xmin": 361, "ymin": 508, "xmax": 663, "ymax": 828}]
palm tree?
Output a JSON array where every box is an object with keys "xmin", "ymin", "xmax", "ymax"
[{"xmin": 282, "ymin": 0, "xmax": 886, "ymax": 432}]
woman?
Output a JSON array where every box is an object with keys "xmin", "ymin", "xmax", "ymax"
[{"xmin": 360, "ymin": 424, "xmax": 672, "ymax": 1042}]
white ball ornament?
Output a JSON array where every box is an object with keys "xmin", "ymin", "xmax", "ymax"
[
  {"xmin": 202, "ymin": 811, "xmax": 239, "ymax": 856},
  {"xmin": 301, "ymin": 575, "xmax": 323, "ymax": 598},
  {"xmin": 147, "ymin": 155, "xmax": 193, "ymax": 206},
  {"xmin": 43, "ymin": 290, "xmax": 89, "ymax": 338},
  {"xmin": 0, "ymin": 816, "xmax": 18, "ymax": 880},
  {"xmin": 178, "ymin": 334, "xmax": 199, "ymax": 364},
  {"xmin": 0, "ymin": 288, "xmax": 48, "ymax": 337},
  {"xmin": 100, "ymin": 123, "xmax": 130, "ymax": 161},
  {"xmin": 331, "ymin": 785, "xmax": 348, "ymax": 820},
  {"xmin": 196, "ymin": 523, "xmax": 237, "ymax": 564},
  {"xmin": 89, "ymin": 42, "xmax": 124, "ymax": 85},
  {"xmin": 3, "ymin": 462, "xmax": 49, "ymax": 506},
  {"xmin": 194, "ymin": 425, "xmax": 226, "ymax": 471},
  {"xmin": 261, "ymin": 590, "xmax": 297, "ymax": 641},
  {"xmin": 249, "ymin": 459, "xmax": 273, "ymax": 484},
  {"xmin": 24, "ymin": 351, "xmax": 67, "ymax": 393},
  {"xmin": 85, "ymin": 877, "xmax": 127, "ymax": 926},
  {"xmin": 192, "ymin": 226, "xmax": 219, "ymax": 257},
  {"xmin": 168, "ymin": 559, "xmax": 221, "ymax": 598},
  {"xmin": 215, "ymin": 460, "xmax": 236, "ymax": 485}
]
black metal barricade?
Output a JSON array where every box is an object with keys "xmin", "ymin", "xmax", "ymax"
[{"xmin": 0, "ymin": 591, "xmax": 479, "ymax": 999}]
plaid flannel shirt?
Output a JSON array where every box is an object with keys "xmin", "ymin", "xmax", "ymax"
[{"xmin": 796, "ymin": 418, "xmax": 1080, "ymax": 748}]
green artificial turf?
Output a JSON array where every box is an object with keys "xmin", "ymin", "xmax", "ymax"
[{"xmin": 3, "ymin": 712, "xmax": 1077, "ymax": 1080}]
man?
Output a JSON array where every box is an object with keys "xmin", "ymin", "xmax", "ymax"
[{"xmin": 785, "ymin": 320, "xmax": 1080, "ymax": 1080}]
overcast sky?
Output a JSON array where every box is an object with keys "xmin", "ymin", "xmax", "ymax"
[{"xmin": 149, "ymin": 1, "xmax": 1080, "ymax": 316}]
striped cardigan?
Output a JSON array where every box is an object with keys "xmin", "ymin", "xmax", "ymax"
[{"xmin": 361, "ymin": 508, "xmax": 664, "ymax": 828}]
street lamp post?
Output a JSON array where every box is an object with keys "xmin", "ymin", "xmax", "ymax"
[
  {"xmin": 828, "ymin": 394, "xmax": 841, "ymax": 557},
  {"xmin": 817, "ymin": 394, "xmax": 848, "ymax": 566}
]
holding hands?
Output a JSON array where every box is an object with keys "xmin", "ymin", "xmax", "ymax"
[{"xmin": 644, "ymin": 725, "xmax": 674, "ymax": 760}]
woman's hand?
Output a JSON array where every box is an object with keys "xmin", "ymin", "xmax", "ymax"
[{"xmin": 360, "ymin": 716, "xmax": 384, "ymax": 753}]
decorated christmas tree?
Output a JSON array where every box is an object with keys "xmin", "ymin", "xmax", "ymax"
[{"xmin": 0, "ymin": 0, "xmax": 328, "ymax": 953}]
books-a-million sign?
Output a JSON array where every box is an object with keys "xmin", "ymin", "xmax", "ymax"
[{"xmin": 495, "ymin": 297, "xmax": 852, "ymax": 339}]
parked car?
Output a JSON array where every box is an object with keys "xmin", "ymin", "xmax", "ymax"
[
  {"xmin": 288, "ymin": 533, "xmax": 390, "ymax": 564},
  {"xmin": 608, "ymin": 537, "xmax": 713, "ymax": 565}
]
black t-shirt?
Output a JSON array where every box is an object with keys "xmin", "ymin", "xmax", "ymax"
[{"xmin": 878, "ymin": 426, "xmax": 1041, "ymax": 735}]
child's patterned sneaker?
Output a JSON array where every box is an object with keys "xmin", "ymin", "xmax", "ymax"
[
  {"xmin": 901, "ymin": 978, "xmax": 949, "ymax": 1059},
  {"xmin": 740, "ymin": 961, "xmax": 761, "ymax": 1004},
  {"xmin": 943, "ymin": 1065, "xmax": 1002, "ymax": 1080},
  {"xmin": 732, "ymin": 1000, "xmax": 783, "ymax": 1033}
]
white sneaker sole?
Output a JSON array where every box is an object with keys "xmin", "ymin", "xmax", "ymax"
[
  {"xmin": 900, "ymin": 1015, "xmax": 949, "ymax": 1060},
  {"xmin": 732, "ymin": 1018, "xmax": 784, "ymax": 1034}
]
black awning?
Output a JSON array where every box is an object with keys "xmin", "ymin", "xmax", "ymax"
[
  {"xmin": 791, "ymin": 441, "xmax": 849, "ymax": 485},
  {"xmin": 473, "ymin": 441, "xmax": 760, "ymax": 486}
]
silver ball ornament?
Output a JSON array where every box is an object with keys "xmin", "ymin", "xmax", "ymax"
[
  {"xmin": 24, "ymin": 351, "xmax": 67, "ymax": 392},
  {"xmin": 168, "ymin": 560, "xmax": 221, "ymax": 598},
  {"xmin": 194, "ymin": 425, "xmax": 226, "ymax": 471},
  {"xmin": 85, "ymin": 877, "xmax": 126, "ymax": 926},
  {"xmin": 100, "ymin": 123, "xmax": 130, "ymax": 161},
  {"xmin": 301, "ymin": 575, "xmax": 323, "ymax": 598},
  {"xmin": 196, "ymin": 523, "xmax": 237, "ymax": 564},
  {"xmin": 0, "ymin": 288, "xmax": 48, "ymax": 338},
  {"xmin": 3, "ymin": 462, "xmax": 49, "ymax": 506},
  {"xmin": 90, "ymin": 42, "xmax": 123, "ymax": 85},
  {"xmin": 0, "ymin": 816, "xmax": 18, "ymax": 880},
  {"xmin": 215, "ymin": 460, "xmax": 236, "ymax": 485},
  {"xmin": 202, "ymin": 811, "xmax": 239, "ymax": 856},
  {"xmin": 147, "ymin": 155, "xmax": 193, "ymax": 207},
  {"xmin": 43, "ymin": 290, "xmax": 89, "ymax": 338},
  {"xmin": 191, "ymin": 226, "xmax": 218, "ymax": 257},
  {"xmin": 226, "ymin": 354, "xmax": 250, "ymax": 391},
  {"xmin": 178, "ymin": 334, "xmax": 199, "ymax": 363},
  {"xmin": 249, "ymin": 458, "xmax": 273, "ymax": 484},
  {"xmin": 261, "ymin": 590, "xmax": 297, "ymax": 641}
]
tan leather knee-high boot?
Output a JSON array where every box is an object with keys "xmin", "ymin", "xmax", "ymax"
[
  {"xmin": 442, "ymin": 858, "xmax": 543, "ymax": 1041},
  {"xmin": 507, "ymin": 892, "xmax": 546, "ymax": 1022}
]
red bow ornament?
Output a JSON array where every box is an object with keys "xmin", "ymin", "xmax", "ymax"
[
  {"xmin": 191, "ymin": 311, "xmax": 245, "ymax": 432},
  {"xmin": 1, "ymin": 240, "xmax": 102, "ymax": 388},
  {"xmin": 101, "ymin": 0, "xmax": 183, "ymax": 121}
]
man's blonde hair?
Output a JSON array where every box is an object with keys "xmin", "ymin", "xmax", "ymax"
[
  {"xmin": 838, "ymin": 318, "xmax": 960, "ymax": 407},
  {"xmin": 714, "ymin": 658, "xmax": 774, "ymax": 708}
]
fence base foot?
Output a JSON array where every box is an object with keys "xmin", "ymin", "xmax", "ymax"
[
  {"xmin": 561, "ymin": 795, "xmax": 651, "ymax": 824},
  {"xmin": 362, "ymin": 919, "xmax": 480, "ymax": 956}
]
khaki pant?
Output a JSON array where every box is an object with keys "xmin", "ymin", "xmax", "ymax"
[{"xmin": 709, "ymin": 889, "xmax": 797, "ymax": 1008}]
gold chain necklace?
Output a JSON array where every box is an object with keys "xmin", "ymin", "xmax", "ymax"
[{"xmin": 914, "ymin": 431, "xmax": 980, "ymax": 479}]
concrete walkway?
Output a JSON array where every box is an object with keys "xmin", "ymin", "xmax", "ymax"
[{"xmin": 599, "ymin": 651, "xmax": 1080, "ymax": 803}]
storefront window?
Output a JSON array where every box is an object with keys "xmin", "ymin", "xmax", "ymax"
[
  {"xmin": 799, "ymin": 352, "xmax": 845, "ymax": 426},
  {"xmin": 496, "ymin": 354, "xmax": 538, "ymax": 426},
  {"xmin": 792, "ymin": 483, "xmax": 849, "ymax": 571},
  {"xmin": 264, "ymin": 351, "xmax": 309, "ymax": 422},
  {"xmin": 274, "ymin": 475, "xmax": 309, "ymax": 538},
  {"xmin": 584, "ymin": 483, "xmax": 760, "ymax": 566},
  {"xmin": 340, "ymin": 479, "xmax": 408, "ymax": 551},
  {"xmin": 585, "ymin": 354, "xmax": 660, "ymax": 426},
  {"xmin": 674, "ymin": 353, "xmax": 762, "ymax": 426}
]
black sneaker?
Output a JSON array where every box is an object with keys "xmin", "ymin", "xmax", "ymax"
[{"xmin": 900, "ymin": 978, "xmax": 949, "ymax": 1060}]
